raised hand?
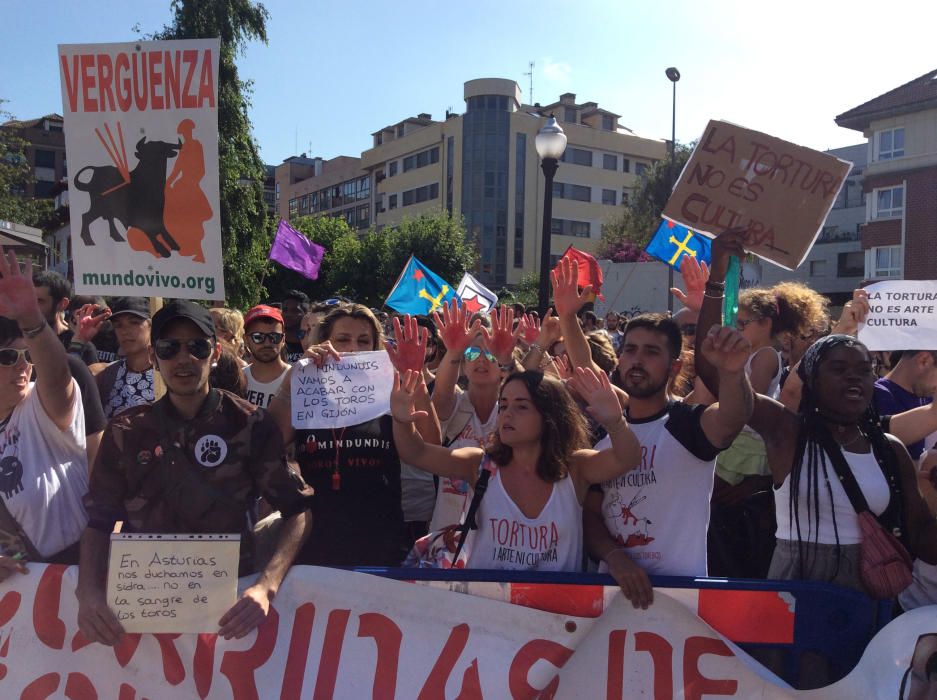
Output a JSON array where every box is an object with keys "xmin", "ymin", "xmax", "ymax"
[
  {"xmin": 700, "ymin": 326, "xmax": 751, "ymax": 374},
  {"xmin": 708, "ymin": 227, "xmax": 747, "ymax": 283},
  {"xmin": 75, "ymin": 303, "xmax": 112, "ymax": 343},
  {"xmin": 390, "ymin": 370, "xmax": 430, "ymax": 423},
  {"xmin": 550, "ymin": 257, "xmax": 592, "ymax": 317},
  {"xmin": 551, "ymin": 354, "xmax": 573, "ymax": 380},
  {"xmin": 0, "ymin": 246, "xmax": 43, "ymax": 327},
  {"xmin": 831, "ymin": 288, "xmax": 871, "ymax": 336},
  {"xmin": 529, "ymin": 310, "xmax": 561, "ymax": 349},
  {"xmin": 385, "ymin": 315, "xmax": 428, "ymax": 373},
  {"xmin": 433, "ymin": 298, "xmax": 481, "ymax": 356},
  {"xmin": 568, "ymin": 366, "xmax": 623, "ymax": 429},
  {"xmin": 302, "ymin": 341, "xmax": 341, "ymax": 368},
  {"xmin": 483, "ymin": 305, "xmax": 522, "ymax": 363},
  {"xmin": 670, "ymin": 255, "xmax": 710, "ymax": 312}
]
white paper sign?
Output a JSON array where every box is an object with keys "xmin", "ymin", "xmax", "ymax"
[
  {"xmin": 59, "ymin": 39, "xmax": 224, "ymax": 300},
  {"xmin": 290, "ymin": 350, "xmax": 394, "ymax": 429},
  {"xmin": 858, "ymin": 281, "xmax": 937, "ymax": 351},
  {"xmin": 106, "ymin": 533, "xmax": 239, "ymax": 633}
]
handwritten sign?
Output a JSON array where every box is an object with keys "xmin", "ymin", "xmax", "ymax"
[
  {"xmin": 291, "ymin": 350, "xmax": 394, "ymax": 429},
  {"xmin": 858, "ymin": 281, "xmax": 937, "ymax": 351},
  {"xmin": 106, "ymin": 533, "xmax": 239, "ymax": 633},
  {"xmin": 662, "ymin": 120, "xmax": 852, "ymax": 270}
]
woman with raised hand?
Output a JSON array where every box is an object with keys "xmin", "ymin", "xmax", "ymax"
[{"xmin": 391, "ymin": 366, "xmax": 642, "ymax": 571}]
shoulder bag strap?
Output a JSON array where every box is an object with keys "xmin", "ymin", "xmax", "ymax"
[
  {"xmin": 452, "ymin": 455, "xmax": 494, "ymax": 562},
  {"xmin": 816, "ymin": 429, "xmax": 871, "ymax": 514},
  {"xmin": 0, "ymin": 495, "xmax": 43, "ymax": 562}
]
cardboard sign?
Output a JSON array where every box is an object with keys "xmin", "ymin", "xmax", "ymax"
[
  {"xmin": 106, "ymin": 533, "xmax": 239, "ymax": 633},
  {"xmin": 858, "ymin": 281, "xmax": 937, "ymax": 351},
  {"xmin": 59, "ymin": 39, "xmax": 224, "ymax": 299},
  {"xmin": 662, "ymin": 120, "xmax": 852, "ymax": 270},
  {"xmin": 291, "ymin": 350, "xmax": 394, "ymax": 429}
]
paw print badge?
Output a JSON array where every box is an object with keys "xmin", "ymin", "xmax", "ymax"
[{"xmin": 194, "ymin": 434, "xmax": 228, "ymax": 468}]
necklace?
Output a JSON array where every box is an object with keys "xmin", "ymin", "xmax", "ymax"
[{"xmin": 832, "ymin": 425, "xmax": 864, "ymax": 449}]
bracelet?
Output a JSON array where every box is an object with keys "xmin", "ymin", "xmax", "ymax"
[
  {"xmin": 529, "ymin": 343, "xmax": 544, "ymax": 353},
  {"xmin": 705, "ymin": 280, "xmax": 726, "ymax": 290},
  {"xmin": 703, "ymin": 291, "xmax": 725, "ymax": 300},
  {"xmin": 20, "ymin": 319, "xmax": 47, "ymax": 339}
]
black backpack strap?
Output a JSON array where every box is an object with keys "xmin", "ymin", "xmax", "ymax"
[{"xmin": 452, "ymin": 455, "xmax": 493, "ymax": 562}]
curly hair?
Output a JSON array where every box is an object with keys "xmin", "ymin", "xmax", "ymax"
[
  {"xmin": 486, "ymin": 371, "xmax": 590, "ymax": 482},
  {"xmin": 586, "ymin": 331, "xmax": 618, "ymax": 374},
  {"xmin": 740, "ymin": 282, "xmax": 829, "ymax": 338},
  {"xmin": 315, "ymin": 303, "xmax": 384, "ymax": 350},
  {"xmin": 210, "ymin": 308, "xmax": 245, "ymax": 356}
]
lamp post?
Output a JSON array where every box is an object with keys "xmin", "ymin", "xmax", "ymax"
[
  {"xmin": 665, "ymin": 67, "xmax": 680, "ymax": 314},
  {"xmin": 535, "ymin": 115, "xmax": 567, "ymax": 317}
]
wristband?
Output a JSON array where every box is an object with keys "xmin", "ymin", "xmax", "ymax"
[
  {"xmin": 705, "ymin": 280, "xmax": 726, "ymax": 291},
  {"xmin": 703, "ymin": 291, "xmax": 725, "ymax": 300},
  {"xmin": 20, "ymin": 319, "xmax": 47, "ymax": 339}
]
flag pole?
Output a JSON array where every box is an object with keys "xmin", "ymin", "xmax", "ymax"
[{"xmin": 384, "ymin": 254, "xmax": 414, "ymax": 306}]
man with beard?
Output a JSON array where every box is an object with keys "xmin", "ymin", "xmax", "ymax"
[
  {"xmin": 552, "ymin": 258, "xmax": 752, "ymax": 610},
  {"xmin": 243, "ymin": 305, "xmax": 290, "ymax": 408}
]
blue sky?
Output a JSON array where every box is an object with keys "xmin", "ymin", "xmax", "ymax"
[{"xmin": 5, "ymin": 0, "xmax": 937, "ymax": 165}]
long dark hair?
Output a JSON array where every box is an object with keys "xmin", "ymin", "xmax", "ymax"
[
  {"xmin": 789, "ymin": 335, "xmax": 908, "ymax": 581},
  {"xmin": 486, "ymin": 371, "xmax": 590, "ymax": 482}
]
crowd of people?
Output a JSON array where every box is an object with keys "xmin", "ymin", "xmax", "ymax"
[{"xmin": 3, "ymin": 230, "xmax": 937, "ymax": 673}]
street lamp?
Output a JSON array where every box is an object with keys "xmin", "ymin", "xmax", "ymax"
[
  {"xmin": 665, "ymin": 67, "xmax": 680, "ymax": 314},
  {"xmin": 535, "ymin": 115, "xmax": 567, "ymax": 316}
]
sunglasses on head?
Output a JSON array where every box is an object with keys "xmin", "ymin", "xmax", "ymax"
[
  {"xmin": 248, "ymin": 331, "xmax": 284, "ymax": 345},
  {"xmin": 0, "ymin": 348, "xmax": 32, "ymax": 366},
  {"xmin": 464, "ymin": 346, "xmax": 496, "ymax": 363},
  {"xmin": 154, "ymin": 337, "xmax": 214, "ymax": 361}
]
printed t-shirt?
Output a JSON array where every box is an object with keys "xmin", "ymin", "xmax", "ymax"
[
  {"xmin": 103, "ymin": 360, "xmax": 154, "ymax": 419},
  {"xmin": 59, "ymin": 329, "xmax": 98, "ymax": 366},
  {"xmin": 593, "ymin": 401, "xmax": 721, "ymax": 576},
  {"xmin": 429, "ymin": 391, "xmax": 498, "ymax": 531},
  {"xmin": 243, "ymin": 364, "xmax": 289, "ymax": 408},
  {"xmin": 467, "ymin": 467, "xmax": 583, "ymax": 572},
  {"xmin": 285, "ymin": 341, "xmax": 305, "ymax": 364},
  {"xmin": 0, "ymin": 380, "xmax": 88, "ymax": 558},
  {"xmin": 295, "ymin": 415, "xmax": 408, "ymax": 566},
  {"xmin": 874, "ymin": 377, "xmax": 932, "ymax": 459}
]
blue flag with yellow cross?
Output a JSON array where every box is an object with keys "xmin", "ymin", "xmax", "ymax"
[
  {"xmin": 645, "ymin": 218, "xmax": 712, "ymax": 270},
  {"xmin": 385, "ymin": 255, "xmax": 458, "ymax": 314}
]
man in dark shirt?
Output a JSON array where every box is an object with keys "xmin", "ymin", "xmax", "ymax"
[
  {"xmin": 77, "ymin": 300, "xmax": 313, "ymax": 645},
  {"xmin": 281, "ymin": 290, "xmax": 309, "ymax": 363},
  {"xmin": 875, "ymin": 350, "xmax": 937, "ymax": 460},
  {"xmin": 32, "ymin": 270, "xmax": 98, "ymax": 366}
]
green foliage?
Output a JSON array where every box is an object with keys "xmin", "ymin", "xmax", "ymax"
[
  {"xmin": 498, "ymin": 271, "xmax": 539, "ymax": 308},
  {"xmin": 599, "ymin": 143, "xmax": 694, "ymax": 256},
  {"xmin": 0, "ymin": 103, "xmax": 56, "ymax": 230},
  {"xmin": 150, "ymin": 0, "xmax": 271, "ymax": 309}
]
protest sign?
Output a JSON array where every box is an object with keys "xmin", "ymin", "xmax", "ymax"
[
  {"xmin": 59, "ymin": 39, "xmax": 224, "ymax": 299},
  {"xmin": 662, "ymin": 120, "xmax": 852, "ymax": 270},
  {"xmin": 106, "ymin": 533, "xmax": 239, "ymax": 633},
  {"xmin": 858, "ymin": 280, "xmax": 937, "ymax": 351},
  {"xmin": 1, "ymin": 564, "xmax": 934, "ymax": 698},
  {"xmin": 291, "ymin": 350, "xmax": 394, "ymax": 429}
]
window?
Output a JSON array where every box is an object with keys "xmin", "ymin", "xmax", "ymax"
[
  {"xmin": 602, "ymin": 114, "xmax": 615, "ymax": 131},
  {"xmin": 809, "ymin": 260, "xmax": 826, "ymax": 276},
  {"xmin": 873, "ymin": 185, "xmax": 904, "ymax": 219},
  {"xmin": 635, "ymin": 162, "xmax": 648, "ymax": 177},
  {"xmin": 400, "ymin": 183, "xmax": 439, "ymax": 207},
  {"xmin": 343, "ymin": 180, "xmax": 356, "ymax": 202},
  {"xmin": 288, "ymin": 198, "xmax": 297, "ymax": 216},
  {"xmin": 389, "ymin": 194, "xmax": 397, "ymax": 210},
  {"xmin": 876, "ymin": 128, "xmax": 905, "ymax": 160},
  {"xmin": 552, "ymin": 182, "xmax": 591, "ymax": 202},
  {"xmin": 34, "ymin": 149, "xmax": 55, "ymax": 168},
  {"xmin": 837, "ymin": 251, "xmax": 864, "ymax": 277},
  {"xmin": 514, "ymin": 133, "xmax": 526, "ymax": 268},
  {"xmin": 389, "ymin": 161, "xmax": 398, "ymax": 177},
  {"xmin": 403, "ymin": 147, "xmax": 440, "ymax": 172},
  {"xmin": 357, "ymin": 176, "xmax": 370, "ymax": 200},
  {"xmin": 603, "ymin": 154, "xmax": 617, "ymax": 171},
  {"xmin": 622, "ymin": 158, "xmax": 630, "ymax": 173},
  {"xmin": 396, "ymin": 124, "xmax": 405, "ymax": 137},
  {"xmin": 564, "ymin": 107, "xmax": 577, "ymax": 123},
  {"xmin": 344, "ymin": 209, "xmax": 355, "ymax": 227},
  {"xmin": 561, "ymin": 147, "xmax": 592, "ymax": 166},
  {"xmin": 602, "ymin": 189, "xmax": 617, "ymax": 206},
  {"xmin": 870, "ymin": 245, "xmax": 902, "ymax": 278},
  {"xmin": 358, "ymin": 205, "xmax": 370, "ymax": 228},
  {"xmin": 551, "ymin": 219, "xmax": 591, "ymax": 237}
]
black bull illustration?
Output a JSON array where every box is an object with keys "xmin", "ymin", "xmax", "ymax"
[{"xmin": 73, "ymin": 137, "xmax": 181, "ymax": 258}]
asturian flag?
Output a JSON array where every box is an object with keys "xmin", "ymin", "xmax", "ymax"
[
  {"xmin": 384, "ymin": 255, "xmax": 458, "ymax": 315},
  {"xmin": 456, "ymin": 272, "xmax": 498, "ymax": 314},
  {"xmin": 645, "ymin": 218, "xmax": 712, "ymax": 270}
]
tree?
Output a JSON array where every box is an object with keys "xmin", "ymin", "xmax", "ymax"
[
  {"xmin": 150, "ymin": 0, "xmax": 271, "ymax": 309},
  {"xmin": 0, "ymin": 104, "xmax": 55, "ymax": 229},
  {"xmin": 598, "ymin": 143, "xmax": 694, "ymax": 257}
]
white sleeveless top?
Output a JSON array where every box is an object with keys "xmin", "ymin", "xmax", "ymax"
[
  {"xmin": 467, "ymin": 468, "xmax": 583, "ymax": 572},
  {"xmin": 774, "ymin": 448, "xmax": 890, "ymax": 545},
  {"xmin": 243, "ymin": 364, "xmax": 289, "ymax": 408}
]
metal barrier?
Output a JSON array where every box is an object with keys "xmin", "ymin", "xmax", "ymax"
[{"xmin": 360, "ymin": 567, "xmax": 894, "ymax": 688}]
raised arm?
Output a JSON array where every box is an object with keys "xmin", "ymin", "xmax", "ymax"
[
  {"xmin": 697, "ymin": 326, "xmax": 754, "ymax": 448},
  {"xmin": 483, "ymin": 305, "xmax": 524, "ymax": 372},
  {"xmin": 551, "ymin": 257, "xmax": 601, "ymax": 374},
  {"xmin": 520, "ymin": 311, "xmax": 561, "ymax": 371},
  {"xmin": 431, "ymin": 300, "xmax": 481, "ymax": 421},
  {"xmin": 385, "ymin": 314, "xmax": 441, "ymax": 444},
  {"xmin": 269, "ymin": 341, "xmax": 342, "ymax": 444},
  {"xmin": 0, "ymin": 247, "xmax": 74, "ymax": 430}
]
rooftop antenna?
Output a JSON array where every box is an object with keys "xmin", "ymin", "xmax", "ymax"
[
  {"xmin": 523, "ymin": 61, "xmax": 535, "ymax": 104},
  {"xmin": 294, "ymin": 126, "xmax": 298, "ymax": 155}
]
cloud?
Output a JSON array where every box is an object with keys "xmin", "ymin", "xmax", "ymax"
[{"xmin": 542, "ymin": 58, "xmax": 572, "ymax": 83}]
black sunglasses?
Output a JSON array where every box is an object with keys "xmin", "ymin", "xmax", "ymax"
[
  {"xmin": 0, "ymin": 348, "xmax": 32, "ymax": 366},
  {"xmin": 154, "ymin": 338, "xmax": 214, "ymax": 361},
  {"xmin": 248, "ymin": 331, "xmax": 284, "ymax": 345}
]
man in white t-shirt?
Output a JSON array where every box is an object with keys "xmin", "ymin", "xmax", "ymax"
[
  {"xmin": 242, "ymin": 305, "xmax": 291, "ymax": 408},
  {"xmin": 0, "ymin": 248, "xmax": 88, "ymax": 581}
]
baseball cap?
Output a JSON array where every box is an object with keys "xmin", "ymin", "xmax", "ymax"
[
  {"xmin": 109, "ymin": 297, "xmax": 151, "ymax": 320},
  {"xmin": 244, "ymin": 304, "xmax": 284, "ymax": 328},
  {"xmin": 150, "ymin": 300, "xmax": 215, "ymax": 341}
]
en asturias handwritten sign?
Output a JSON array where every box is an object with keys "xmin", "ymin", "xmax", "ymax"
[{"xmin": 106, "ymin": 533, "xmax": 239, "ymax": 633}]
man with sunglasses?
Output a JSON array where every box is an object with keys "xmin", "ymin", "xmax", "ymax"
[
  {"xmin": 77, "ymin": 300, "xmax": 314, "ymax": 644},
  {"xmin": 243, "ymin": 305, "xmax": 290, "ymax": 408},
  {"xmin": 0, "ymin": 248, "xmax": 89, "ymax": 578}
]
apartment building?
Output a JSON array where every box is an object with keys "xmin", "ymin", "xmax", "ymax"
[
  {"xmin": 360, "ymin": 79, "xmax": 668, "ymax": 287},
  {"xmin": 0, "ymin": 113, "xmax": 67, "ymax": 199},
  {"xmin": 276, "ymin": 154, "xmax": 370, "ymax": 231},
  {"xmin": 835, "ymin": 69, "xmax": 937, "ymax": 280}
]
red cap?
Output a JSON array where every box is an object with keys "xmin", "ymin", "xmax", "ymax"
[{"xmin": 244, "ymin": 304, "xmax": 284, "ymax": 328}]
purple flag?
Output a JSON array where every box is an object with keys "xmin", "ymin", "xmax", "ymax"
[{"xmin": 269, "ymin": 219, "xmax": 325, "ymax": 280}]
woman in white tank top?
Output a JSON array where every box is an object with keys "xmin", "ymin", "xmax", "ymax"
[{"xmin": 390, "ymin": 367, "xmax": 643, "ymax": 572}]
